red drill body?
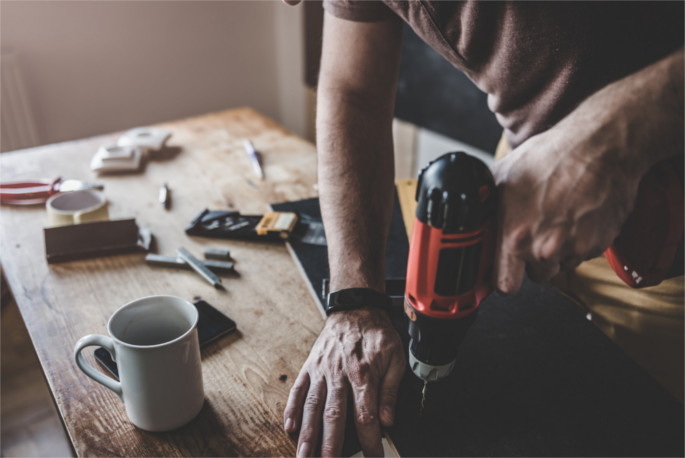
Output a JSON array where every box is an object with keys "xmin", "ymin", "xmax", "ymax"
[
  {"xmin": 404, "ymin": 152, "xmax": 497, "ymax": 382},
  {"xmin": 604, "ymin": 154, "xmax": 683, "ymax": 288}
]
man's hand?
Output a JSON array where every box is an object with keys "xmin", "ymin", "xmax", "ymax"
[
  {"xmin": 284, "ymin": 308, "xmax": 406, "ymax": 457},
  {"xmin": 492, "ymin": 48, "xmax": 684, "ymax": 295},
  {"xmin": 492, "ymin": 128, "xmax": 639, "ymax": 293}
]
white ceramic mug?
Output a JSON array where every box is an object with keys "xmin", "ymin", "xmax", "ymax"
[
  {"xmin": 47, "ymin": 189, "xmax": 109, "ymax": 227},
  {"xmin": 74, "ymin": 296, "xmax": 204, "ymax": 432}
]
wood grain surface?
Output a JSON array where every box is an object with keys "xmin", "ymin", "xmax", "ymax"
[
  {"xmin": 0, "ymin": 108, "xmax": 324, "ymax": 456},
  {"xmin": 394, "ymin": 179, "xmax": 418, "ymax": 240}
]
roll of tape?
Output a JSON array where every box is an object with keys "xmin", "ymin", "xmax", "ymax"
[{"xmin": 46, "ymin": 189, "xmax": 109, "ymax": 227}]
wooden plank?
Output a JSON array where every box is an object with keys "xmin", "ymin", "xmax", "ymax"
[
  {"xmin": 395, "ymin": 178, "xmax": 418, "ymax": 240},
  {"xmin": 392, "ymin": 119, "xmax": 418, "ymax": 180},
  {"xmin": 0, "ymin": 107, "xmax": 324, "ymax": 456}
]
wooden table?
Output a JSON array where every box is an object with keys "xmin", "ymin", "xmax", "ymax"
[{"xmin": 0, "ymin": 108, "xmax": 325, "ymax": 456}]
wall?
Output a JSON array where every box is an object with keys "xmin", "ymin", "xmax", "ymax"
[
  {"xmin": 1, "ymin": 1, "xmax": 309, "ymax": 151},
  {"xmin": 395, "ymin": 24, "xmax": 502, "ymax": 156},
  {"xmin": 392, "ymin": 119, "xmax": 493, "ymax": 180},
  {"xmin": 1, "ymin": 0, "xmax": 490, "ymax": 178}
]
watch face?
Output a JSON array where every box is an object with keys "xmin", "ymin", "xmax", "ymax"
[
  {"xmin": 336, "ymin": 289, "xmax": 361, "ymax": 305},
  {"xmin": 326, "ymin": 288, "xmax": 392, "ymax": 316}
]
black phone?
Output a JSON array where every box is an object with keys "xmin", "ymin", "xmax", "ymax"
[
  {"xmin": 194, "ymin": 299, "xmax": 238, "ymax": 346},
  {"xmin": 94, "ymin": 300, "xmax": 237, "ymax": 380}
]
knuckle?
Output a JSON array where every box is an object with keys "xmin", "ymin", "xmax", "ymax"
[
  {"xmin": 304, "ymin": 393, "xmax": 322, "ymax": 410},
  {"xmin": 505, "ymin": 226, "xmax": 531, "ymax": 253},
  {"xmin": 304, "ymin": 396, "xmax": 319, "ymax": 409},
  {"xmin": 496, "ymin": 276, "xmax": 518, "ymax": 296},
  {"xmin": 538, "ymin": 242, "xmax": 561, "ymax": 262},
  {"xmin": 355, "ymin": 406, "xmax": 377, "ymax": 426},
  {"xmin": 323, "ymin": 406, "xmax": 344, "ymax": 422},
  {"xmin": 536, "ymin": 228, "xmax": 568, "ymax": 262}
]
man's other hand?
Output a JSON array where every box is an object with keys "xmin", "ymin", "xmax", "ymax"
[
  {"xmin": 491, "ymin": 47, "xmax": 684, "ymax": 296},
  {"xmin": 284, "ymin": 308, "xmax": 405, "ymax": 457},
  {"xmin": 491, "ymin": 126, "xmax": 637, "ymax": 295}
]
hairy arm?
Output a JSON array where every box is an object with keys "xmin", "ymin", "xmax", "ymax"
[
  {"xmin": 284, "ymin": 12, "xmax": 405, "ymax": 458},
  {"xmin": 317, "ymin": 16, "xmax": 401, "ymax": 292},
  {"xmin": 493, "ymin": 47, "xmax": 684, "ymax": 293}
]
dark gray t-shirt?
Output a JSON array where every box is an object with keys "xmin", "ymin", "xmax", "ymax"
[{"xmin": 323, "ymin": 0, "xmax": 684, "ymax": 147}]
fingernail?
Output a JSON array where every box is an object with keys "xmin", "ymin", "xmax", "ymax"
[
  {"xmin": 297, "ymin": 442, "xmax": 310, "ymax": 457},
  {"xmin": 284, "ymin": 417, "xmax": 293, "ymax": 432}
]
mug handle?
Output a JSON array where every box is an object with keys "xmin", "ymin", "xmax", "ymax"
[{"xmin": 74, "ymin": 334, "xmax": 123, "ymax": 399}]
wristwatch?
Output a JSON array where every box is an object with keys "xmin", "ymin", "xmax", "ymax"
[{"xmin": 325, "ymin": 288, "xmax": 392, "ymax": 316}]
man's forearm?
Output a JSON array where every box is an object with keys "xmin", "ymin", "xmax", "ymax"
[
  {"xmin": 315, "ymin": 13, "xmax": 403, "ymax": 293},
  {"xmin": 566, "ymin": 47, "xmax": 684, "ymax": 177},
  {"xmin": 317, "ymin": 88, "xmax": 395, "ymax": 292},
  {"xmin": 284, "ymin": 15, "xmax": 406, "ymax": 456}
]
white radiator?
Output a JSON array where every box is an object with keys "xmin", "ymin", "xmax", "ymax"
[{"xmin": 1, "ymin": 51, "xmax": 40, "ymax": 152}]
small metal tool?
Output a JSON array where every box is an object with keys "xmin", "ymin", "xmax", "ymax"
[
  {"xmin": 177, "ymin": 247, "xmax": 224, "ymax": 289},
  {"xmin": 159, "ymin": 183, "xmax": 170, "ymax": 209},
  {"xmin": 419, "ymin": 381, "xmax": 428, "ymax": 418},
  {"xmin": 204, "ymin": 248, "xmax": 231, "ymax": 261},
  {"xmin": 145, "ymin": 254, "xmax": 234, "ymax": 273}
]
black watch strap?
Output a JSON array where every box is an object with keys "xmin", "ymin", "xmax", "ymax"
[{"xmin": 325, "ymin": 288, "xmax": 392, "ymax": 316}]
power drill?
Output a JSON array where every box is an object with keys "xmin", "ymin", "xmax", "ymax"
[
  {"xmin": 404, "ymin": 152, "xmax": 497, "ymax": 392},
  {"xmin": 403, "ymin": 152, "xmax": 683, "ymax": 396}
]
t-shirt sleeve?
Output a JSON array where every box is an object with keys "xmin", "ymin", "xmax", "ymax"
[{"xmin": 322, "ymin": 0, "xmax": 394, "ymax": 22}]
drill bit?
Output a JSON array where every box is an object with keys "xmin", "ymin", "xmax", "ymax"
[{"xmin": 419, "ymin": 381, "xmax": 428, "ymax": 417}]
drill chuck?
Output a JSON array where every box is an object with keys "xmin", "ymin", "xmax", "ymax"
[
  {"xmin": 404, "ymin": 152, "xmax": 496, "ymax": 383},
  {"xmin": 406, "ymin": 306, "xmax": 478, "ymax": 382},
  {"xmin": 408, "ymin": 351, "xmax": 455, "ymax": 383}
]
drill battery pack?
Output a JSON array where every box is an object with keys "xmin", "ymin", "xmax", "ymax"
[{"xmin": 605, "ymin": 154, "xmax": 684, "ymax": 288}]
